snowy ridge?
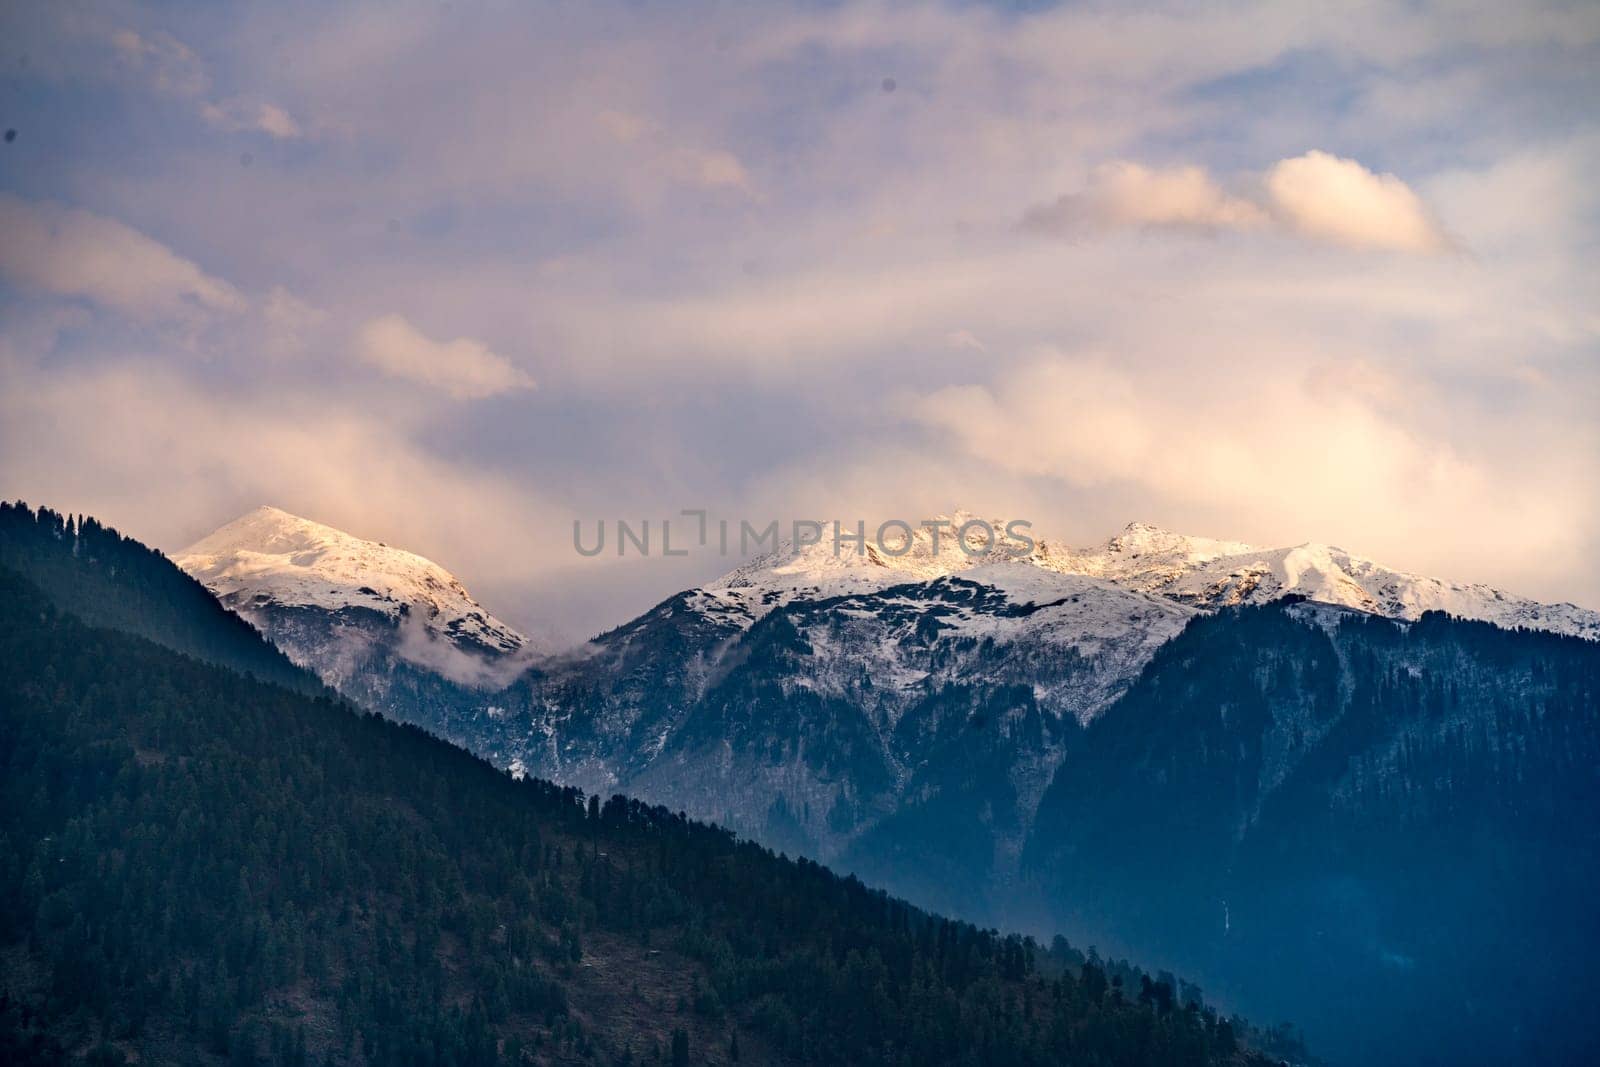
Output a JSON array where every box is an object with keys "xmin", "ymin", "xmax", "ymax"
[
  {"xmin": 1036, "ymin": 522, "xmax": 1600, "ymax": 641},
  {"xmin": 700, "ymin": 514, "xmax": 1600, "ymax": 643}
]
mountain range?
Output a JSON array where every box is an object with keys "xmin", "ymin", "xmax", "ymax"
[
  {"xmin": 165, "ymin": 504, "xmax": 1600, "ymax": 1065},
  {"xmin": 169, "ymin": 509, "xmax": 1600, "ymax": 883},
  {"xmin": 3, "ymin": 500, "xmax": 1299, "ymax": 1067}
]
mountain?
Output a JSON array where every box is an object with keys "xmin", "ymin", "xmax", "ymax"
[
  {"xmin": 175, "ymin": 506, "xmax": 533, "ymax": 727},
  {"xmin": 474, "ymin": 519, "xmax": 1193, "ymax": 913},
  {"xmin": 0, "ymin": 509, "xmax": 1298, "ymax": 1067},
  {"xmin": 477, "ymin": 517, "xmax": 1599, "ymax": 914},
  {"xmin": 1025, "ymin": 599, "xmax": 1600, "ymax": 1067},
  {"xmin": 176, "ymin": 505, "xmax": 530, "ymax": 675},
  {"xmin": 477, "ymin": 518, "xmax": 1600, "ymax": 1065}
]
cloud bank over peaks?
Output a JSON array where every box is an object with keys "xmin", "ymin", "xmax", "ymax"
[
  {"xmin": 1025, "ymin": 151, "xmax": 1454, "ymax": 254},
  {"xmin": 907, "ymin": 349, "xmax": 1592, "ymax": 589}
]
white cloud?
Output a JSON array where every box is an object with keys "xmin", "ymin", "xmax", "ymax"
[
  {"xmin": 1022, "ymin": 161, "xmax": 1267, "ymax": 235},
  {"xmin": 598, "ymin": 109, "xmax": 648, "ymax": 143},
  {"xmin": 0, "ymin": 193, "xmax": 245, "ymax": 317},
  {"xmin": 106, "ymin": 25, "xmax": 300, "ymax": 139},
  {"xmin": 260, "ymin": 287, "xmax": 328, "ymax": 359},
  {"xmin": 947, "ymin": 330, "xmax": 988, "ymax": 354},
  {"xmin": 355, "ymin": 314, "xmax": 534, "ymax": 398},
  {"xmin": 596, "ymin": 109, "xmax": 754, "ymax": 195},
  {"xmin": 202, "ymin": 99, "xmax": 302, "ymax": 138},
  {"xmin": 112, "ymin": 28, "xmax": 209, "ymax": 97},
  {"xmin": 679, "ymin": 148, "xmax": 753, "ymax": 193},
  {"xmin": 1265, "ymin": 150, "xmax": 1453, "ymax": 253},
  {"xmin": 256, "ymin": 103, "xmax": 301, "ymax": 139},
  {"xmin": 1024, "ymin": 152, "xmax": 1452, "ymax": 254}
]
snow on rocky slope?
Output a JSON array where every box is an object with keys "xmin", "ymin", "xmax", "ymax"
[
  {"xmin": 686, "ymin": 513, "xmax": 1600, "ymax": 648},
  {"xmin": 508, "ymin": 511, "xmax": 1600, "ymax": 806},
  {"xmin": 684, "ymin": 518, "xmax": 1208, "ymax": 728},
  {"xmin": 175, "ymin": 506, "xmax": 531, "ymax": 688},
  {"xmin": 1036, "ymin": 520, "xmax": 1600, "ymax": 640}
]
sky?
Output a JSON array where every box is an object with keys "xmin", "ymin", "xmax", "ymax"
[{"xmin": 1, "ymin": 0, "xmax": 1598, "ymax": 642}]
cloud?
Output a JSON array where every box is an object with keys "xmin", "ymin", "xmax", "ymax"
[
  {"xmin": 1264, "ymin": 150, "xmax": 1454, "ymax": 253},
  {"xmin": 906, "ymin": 350, "xmax": 1596, "ymax": 589},
  {"xmin": 112, "ymin": 28, "xmax": 209, "ymax": 97},
  {"xmin": 355, "ymin": 314, "xmax": 534, "ymax": 399},
  {"xmin": 107, "ymin": 26, "xmax": 300, "ymax": 139},
  {"xmin": 946, "ymin": 330, "xmax": 988, "ymax": 354},
  {"xmin": 0, "ymin": 193, "xmax": 245, "ymax": 317},
  {"xmin": 598, "ymin": 109, "xmax": 648, "ymax": 143},
  {"xmin": 597, "ymin": 109, "xmax": 755, "ymax": 195},
  {"xmin": 201, "ymin": 99, "xmax": 302, "ymax": 139},
  {"xmin": 1023, "ymin": 152, "xmax": 1451, "ymax": 253},
  {"xmin": 1021, "ymin": 161, "xmax": 1267, "ymax": 236},
  {"xmin": 678, "ymin": 148, "xmax": 753, "ymax": 193},
  {"xmin": 260, "ymin": 287, "xmax": 328, "ymax": 359},
  {"xmin": 0, "ymin": 357, "xmax": 571, "ymax": 633}
]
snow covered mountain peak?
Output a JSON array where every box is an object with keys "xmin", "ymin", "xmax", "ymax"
[
  {"xmin": 1106, "ymin": 520, "xmax": 1256, "ymax": 562},
  {"xmin": 1032, "ymin": 520, "xmax": 1254, "ymax": 577},
  {"xmin": 708, "ymin": 510, "xmax": 1035, "ymax": 598},
  {"xmin": 175, "ymin": 506, "xmax": 531, "ymax": 681}
]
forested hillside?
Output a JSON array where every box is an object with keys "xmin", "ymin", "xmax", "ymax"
[
  {"xmin": 0, "ymin": 522, "xmax": 1296, "ymax": 1066},
  {"xmin": 0, "ymin": 502, "xmax": 315, "ymax": 694},
  {"xmin": 1027, "ymin": 601, "xmax": 1600, "ymax": 1066}
]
